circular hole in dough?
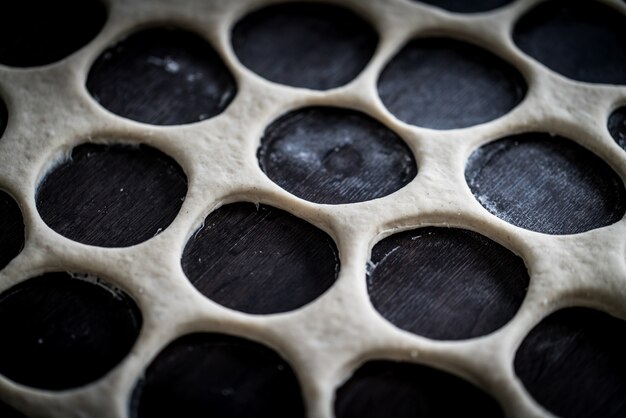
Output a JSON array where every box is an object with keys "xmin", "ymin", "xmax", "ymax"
[
  {"xmin": 258, "ymin": 107, "xmax": 417, "ymax": 204},
  {"xmin": 414, "ymin": 0, "xmax": 513, "ymax": 13},
  {"xmin": 36, "ymin": 143, "xmax": 187, "ymax": 247},
  {"xmin": 0, "ymin": 190, "xmax": 24, "ymax": 271},
  {"xmin": 466, "ymin": 133, "xmax": 626, "ymax": 234},
  {"xmin": 182, "ymin": 202, "xmax": 339, "ymax": 314},
  {"xmin": 87, "ymin": 28, "xmax": 236, "ymax": 125},
  {"xmin": 609, "ymin": 106, "xmax": 626, "ymax": 151},
  {"xmin": 0, "ymin": 272, "xmax": 142, "ymax": 390},
  {"xmin": 367, "ymin": 227, "xmax": 529, "ymax": 340}
]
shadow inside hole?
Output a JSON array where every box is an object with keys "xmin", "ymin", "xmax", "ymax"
[
  {"xmin": 513, "ymin": 0, "xmax": 626, "ymax": 85},
  {"xmin": 0, "ymin": 0, "xmax": 106, "ymax": 67},
  {"xmin": 131, "ymin": 333, "xmax": 305, "ymax": 418},
  {"xmin": 0, "ymin": 191, "xmax": 25, "ymax": 272},
  {"xmin": 515, "ymin": 308, "xmax": 626, "ymax": 417},
  {"xmin": 367, "ymin": 227, "xmax": 528, "ymax": 340},
  {"xmin": 182, "ymin": 202, "xmax": 339, "ymax": 314},
  {"xmin": 415, "ymin": 0, "xmax": 513, "ymax": 13},
  {"xmin": 609, "ymin": 107, "xmax": 626, "ymax": 151},
  {"xmin": 36, "ymin": 143, "xmax": 187, "ymax": 248},
  {"xmin": 0, "ymin": 399, "xmax": 26, "ymax": 418},
  {"xmin": 258, "ymin": 107, "xmax": 417, "ymax": 204},
  {"xmin": 334, "ymin": 360, "xmax": 504, "ymax": 418},
  {"xmin": 232, "ymin": 2, "xmax": 378, "ymax": 90},
  {"xmin": 378, "ymin": 37, "xmax": 526, "ymax": 129},
  {"xmin": 87, "ymin": 28, "xmax": 236, "ymax": 125},
  {"xmin": 0, "ymin": 98, "xmax": 7, "ymax": 138},
  {"xmin": 0, "ymin": 272, "xmax": 142, "ymax": 390},
  {"xmin": 466, "ymin": 133, "xmax": 626, "ymax": 234}
]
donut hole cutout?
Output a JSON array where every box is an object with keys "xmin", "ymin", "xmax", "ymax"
[
  {"xmin": 131, "ymin": 333, "xmax": 305, "ymax": 418},
  {"xmin": 258, "ymin": 107, "xmax": 417, "ymax": 204},
  {"xmin": 513, "ymin": 0, "xmax": 626, "ymax": 85},
  {"xmin": 367, "ymin": 227, "xmax": 529, "ymax": 340},
  {"xmin": 0, "ymin": 0, "xmax": 106, "ymax": 67},
  {"xmin": 466, "ymin": 133, "xmax": 626, "ymax": 234},
  {"xmin": 0, "ymin": 272, "xmax": 142, "ymax": 390},
  {"xmin": 414, "ymin": 0, "xmax": 513, "ymax": 13},
  {"xmin": 232, "ymin": 2, "xmax": 378, "ymax": 90},
  {"xmin": 182, "ymin": 203, "xmax": 339, "ymax": 315},
  {"xmin": 87, "ymin": 28, "xmax": 236, "ymax": 125},
  {"xmin": 0, "ymin": 191, "xmax": 24, "ymax": 271},
  {"xmin": 515, "ymin": 308, "xmax": 626, "ymax": 417},
  {"xmin": 0, "ymin": 400, "xmax": 26, "ymax": 418},
  {"xmin": 0, "ymin": 97, "xmax": 7, "ymax": 138},
  {"xmin": 609, "ymin": 107, "xmax": 626, "ymax": 150},
  {"xmin": 36, "ymin": 143, "xmax": 187, "ymax": 248},
  {"xmin": 334, "ymin": 360, "xmax": 504, "ymax": 418},
  {"xmin": 378, "ymin": 38, "xmax": 526, "ymax": 129}
]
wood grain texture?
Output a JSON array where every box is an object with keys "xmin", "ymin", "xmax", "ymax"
[
  {"xmin": 232, "ymin": 2, "xmax": 378, "ymax": 90},
  {"xmin": 367, "ymin": 227, "xmax": 529, "ymax": 340},
  {"xmin": 36, "ymin": 143, "xmax": 187, "ymax": 247},
  {"xmin": 515, "ymin": 308, "xmax": 626, "ymax": 417},
  {"xmin": 378, "ymin": 37, "xmax": 526, "ymax": 129},
  {"xmin": 258, "ymin": 107, "xmax": 417, "ymax": 204},
  {"xmin": 513, "ymin": 0, "xmax": 626, "ymax": 84},
  {"xmin": 466, "ymin": 133, "xmax": 626, "ymax": 234},
  {"xmin": 0, "ymin": 0, "xmax": 106, "ymax": 67},
  {"xmin": 131, "ymin": 333, "xmax": 305, "ymax": 418},
  {"xmin": 0, "ymin": 191, "xmax": 24, "ymax": 271},
  {"xmin": 87, "ymin": 28, "xmax": 236, "ymax": 125},
  {"xmin": 334, "ymin": 360, "xmax": 504, "ymax": 418},
  {"xmin": 0, "ymin": 272, "xmax": 142, "ymax": 390},
  {"xmin": 414, "ymin": 0, "xmax": 513, "ymax": 13},
  {"xmin": 182, "ymin": 203, "xmax": 339, "ymax": 314}
]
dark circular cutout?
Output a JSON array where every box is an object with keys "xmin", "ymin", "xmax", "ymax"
[
  {"xmin": 0, "ymin": 399, "xmax": 26, "ymax": 418},
  {"xmin": 0, "ymin": 97, "xmax": 7, "ymax": 138},
  {"xmin": 232, "ymin": 2, "xmax": 378, "ymax": 90},
  {"xmin": 466, "ymin": 133, "xmax": 626, "ymax": 234},
  {"xmin": 335, "ymin": 360, "xmax": 504, "ymax": 418},
  {"xmin": 87, "ymin": 28, "xmax": 236, "ymax": 125},
  {"xmin": 0, "ymin": 191, "xmax": 25, "ymax": 271},
  {"xmin": 0, "ymin": 272, "xmax": 142, "ymax": 390},
  {"xmin": 378, "ymin": 38, "xmax": 526, "ymax": 129},
  {"xmin": 367, "ymin": 227, "xmax": 529, "ymax": 340},
  {"xmin": 182, "ymin": 202, "xmax": 339, "ymax": 314},
  {"xmin": 513, "ymin": 0, "xmax": 626, "ymax": 85},
  {"xmin": 131, "ymin": 333, "xmax": 305, "ymax": 418},
  {"xmin": 36, "ymin": 143, "xmax": 187, "ymax": 247},
  {"xmin": 609, "ymin": 106, "xmax": 626, "ymax": 150},
  {"xmin": 415, "ymin": 0, "xmax": 513, "ymax": 13},
  {"xmin": 0, "ymin": 0, "xmax": 106, "ymax": 67},
  {"xmin": 515, "ymin": 308, "xmax": 626, "ymax": 417},
  {"xmin": 258, "ymin": 107, "xmax": 417, "ymax": 204}
]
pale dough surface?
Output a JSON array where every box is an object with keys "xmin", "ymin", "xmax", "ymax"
[{"xmin": 0, "ymin": 0, "xmax": 625, "ymax": 417}]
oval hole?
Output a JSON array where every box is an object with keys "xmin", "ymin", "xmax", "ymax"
[
  {"xmin": 335, "ymin": 360, "xmax": 504, "ymax": 417},
  {"xmin": 609, "ymin": 106, "xmax": 626, "ymax": 151},
  {"xmin": 414, "ymin": 0, "xmax": 513, "ymax": 13},
  {"xmin": 0, "ymin": 272, "xmax": 142, "ymax": 390},
  {"xmin": 378, "ymin": 38, "xmax": 526, "ymax": 129},
  {"xmin": 131, "ymin": 333, "xmax": 305, "ymax": 418},
  {"xmin": 87, "ymin": 28, "xmax": 236, "ymax": 125},
  {"xmin": 515, "ymin": 308, "xmax": 626, "ymax": 417},
  {"xmin": 0, "ymin": 191, "xmax": 24, "ymax": 271},
  {"xmin": 258, "ymin": 107, "xmax": 417, "ymax": 204},
  {"xmin": 466, "ymin": 133, "xmax": 626, "ymax": 234},
  {"xmin": 36, "ymin": 143, "xmax": 187, "ymax": 247},
  {"xmin": 182, "ymin": 203, "xmax": 339, "ymax": 314},
  {"xmin": 367, "ymin": 227, "xmax": 529, "ymax": 340},
  {"xmin": 232, "ymin": 2, "xmax": 378, "ymax": 90}
]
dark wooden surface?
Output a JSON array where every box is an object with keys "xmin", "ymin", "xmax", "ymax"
[
  {"xmin": 378, "ymin": 38, "xmax": 526, "ymax": 129},
  {"xmin": 513, "ymin": 0, "xmax": 626, "ymax": 85},
  {"xmin": 0, "ymin": 191, "xmax": 24, "ymax": 271},
  {"xmin": 0, "ymin": 272, "xmax": 142, "ymax": 390},
  {"xmin": 416, "ymin": 0, "xmax": 512, "ymax": 13},
  {"xmin": 368, "ymin": 227, "xmax": 529, "ymax": 340},
  {"xmin": 258, "ymin": 107, "xmax": 417, "ymax": 204},
  {"xmin": 515, "ymin": 308, "xmax": 626, "ymax": 417},
  {"xmin": 232, "ymin": 3, "xmax": 378, "ymax": 90},
  {"xmin": 0, "ymin": 1, "xmax": 625, "ymax": 417},
  {"xmin": 466, "ymin": 133, "xmax": 626, "ymax": 234},
  {"xmin": 334, "ymin": 360, "xmax": 504, "ymax": 418},
  {"xmin": 132, "ymin": 333, "xmax": 304, "ymax": 418},
  {"xmin": 182, "ymin": 203, "xmax": 339, "ymax": 314}
]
